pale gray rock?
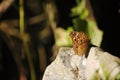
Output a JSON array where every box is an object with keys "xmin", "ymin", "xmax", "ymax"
[
  {"xmin": 85, "ymin": 47, "xmax": 120, "ymax": 80},
  {"xmin": 42, "ymin": 47, "xmax": 120, "ymax": 80}
]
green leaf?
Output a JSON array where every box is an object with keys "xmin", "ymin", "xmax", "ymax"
[
  {"xmin": 70, "ymin": 0, "xmax": 103, "ymax": 47},
  {"xmin": 73, "ymin": 18, "xmax": 88, "ymax": 32},
  {"xmin": 72, "ymin": 18, "xmax": 103, "ymax": 47},
  {"xmin": 71, "ymin": 0, "xmax": 86, "ymax": 17},
  {"xmin": 55, "ymin": 27, "xmax": 73, "ymax": 46},
  {"xmin": 87, "ymin": 20, "xmax": 103, "ymax": 47}
]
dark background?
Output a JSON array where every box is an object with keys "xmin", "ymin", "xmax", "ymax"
[
  {"xmin": 0, "ymin": 0, "xmax": 120, "ymax": 80},
  {"xmin": 55, "ymin": 0, "xmax": 120, "ymax": 58}
]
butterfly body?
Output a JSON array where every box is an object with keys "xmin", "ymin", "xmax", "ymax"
[{"xmin": 70, "ymin": 31, "xmax": 90, "ymax": 56}]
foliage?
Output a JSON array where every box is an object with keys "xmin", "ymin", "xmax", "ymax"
[
  {"xmin": 70, "ymin": 0, "xmax": 103, "ymax": 47},
  {"xmin": 54, "ymin": 0, "xmax": 103, "ymax": 47},
  {"xmin": 19, "ymin": 0, "xmax": 36, "ymax": 80},
  {"xmin": 115, "ymin": 73, "xmax": 120, "ymax": 80},
  {"xmin": 100, "ymin": 63, "xmax": 109, "ymax": 80},
  {"xmin": 90, "ymin": 63, "xmax": 120, "ymax": 80},
  {"xmin": 54, "ymin": 27, "xmax": 73, "ymax": 46},
  {"xmin": 90, "ymin": 70, "xmax": 101, "ymax": 80}
]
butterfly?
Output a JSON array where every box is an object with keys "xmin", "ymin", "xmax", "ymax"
[{"xmin": 70, "ymin": 31, "xmax": 90, "ymax": 56}]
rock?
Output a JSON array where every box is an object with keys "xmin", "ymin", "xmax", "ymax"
[
  {"xmin": 85, "ymin": 47, "xmax": 120, "ymax": 80},
  {"xmin": 42, "ymin": 47, "xmax": 120, "ymax": 80}
]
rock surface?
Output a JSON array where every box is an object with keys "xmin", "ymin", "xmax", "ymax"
[{"xmin": 42, "ymin": 47, "xmax": 120, "ymax": 80}]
